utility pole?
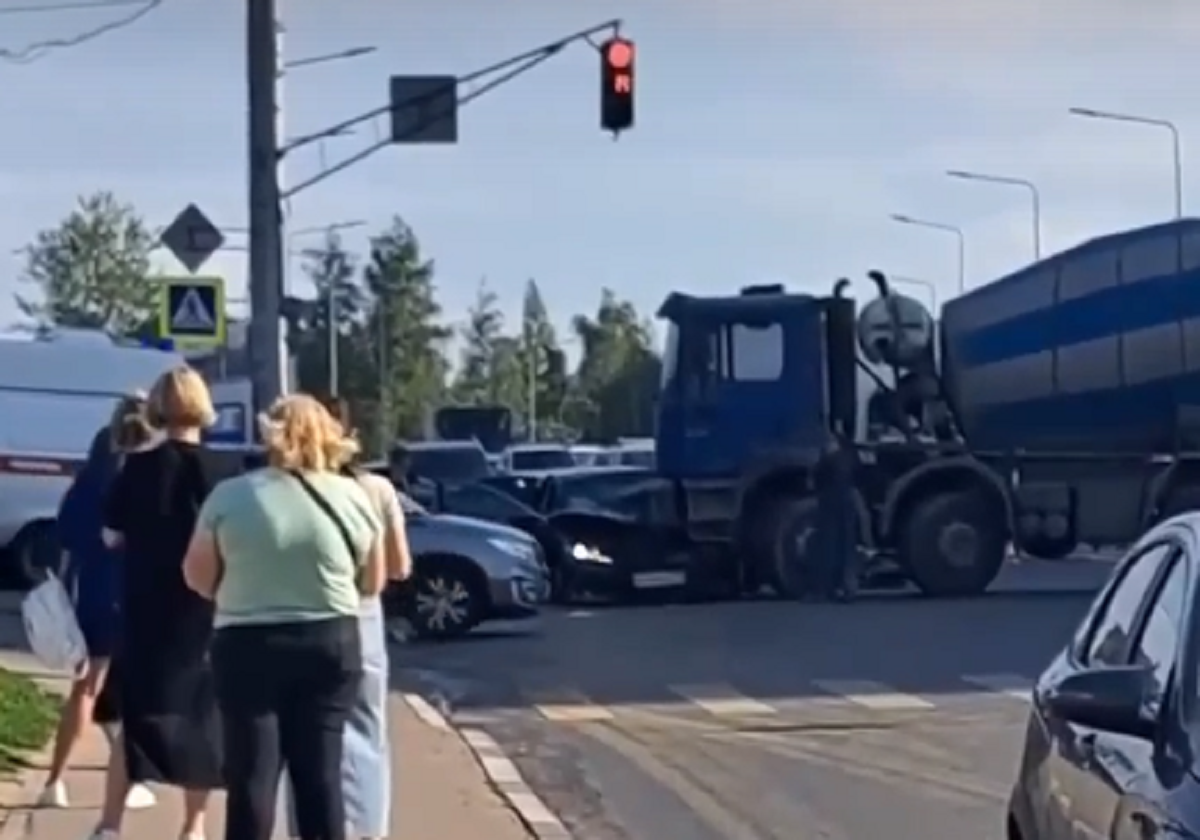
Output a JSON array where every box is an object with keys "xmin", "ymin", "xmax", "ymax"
[
  {"xmin": 247, "ymin": 0, "xmax": 285, "ymax": 415},
  {"xmin": 328, "ymin": 282, "xmax": 339, "ymax": 396}
]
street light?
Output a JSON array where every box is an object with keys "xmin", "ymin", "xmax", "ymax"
[
  {"xmin": 946, "ymin": 169, "xmax": 1042, "ymax": 259},
  {"xmin": 890, "ymin": 214, "xmax": 967, "ymax": 294},
  {"xmin": 1069, "ymin": 107, "xmax": 1183, "ymax": 219}
]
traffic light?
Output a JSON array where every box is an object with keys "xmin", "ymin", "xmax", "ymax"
[{"xmin": 600, "ymin": 37, "xmax": 634, "ymax": 133}]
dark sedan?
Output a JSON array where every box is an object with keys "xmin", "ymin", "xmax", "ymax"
[{"xmin": 1008, "ymin": 512, "xmax": 1200, "ymax": 840}]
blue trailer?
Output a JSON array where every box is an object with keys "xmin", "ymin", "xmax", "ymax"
[{"xmin": 941, "ymin": 219, "xmax": 1200, "ymax": 453}]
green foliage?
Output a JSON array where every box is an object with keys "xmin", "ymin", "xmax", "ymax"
[
  {"xmin": 14, "ymin": 191, "xmax": 157, "ymax": 335},
  {"xmin": 18, "ymin": 196, "xmax": 665, "ymax": 447},
  {"xmin": 364, "ymin": 217, "xmax": 451, "ymax": 447},
  {"xmin": 0, "ymin": 668, "xmax": 58, "ymax": 774}
]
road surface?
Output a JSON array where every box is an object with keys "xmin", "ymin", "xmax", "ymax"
[{"xmin": 394, "ymin": 557, "xmax": 1112, "ymax": 840}]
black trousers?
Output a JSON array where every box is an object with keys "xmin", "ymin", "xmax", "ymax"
[{"xmin": 211, "ymin": 617, "xmax": 362, "ymax": 840}]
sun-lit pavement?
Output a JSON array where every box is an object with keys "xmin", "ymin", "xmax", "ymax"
[{"xmin": 393, "ymin": 556, "xmax": 1112, "ymax": 840}]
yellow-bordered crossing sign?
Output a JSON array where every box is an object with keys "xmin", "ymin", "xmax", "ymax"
[{"xmin": 158, "ymin": 276, "xmax": 226, "ymax": 349}]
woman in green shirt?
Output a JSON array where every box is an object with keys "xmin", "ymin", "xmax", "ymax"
[{"xmin": 183, "ymin": 394, "xmax": 386, "ymax": 840}]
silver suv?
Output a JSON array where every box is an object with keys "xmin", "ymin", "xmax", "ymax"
[{"xmin": 391, "ymin": 493, "xmax": 548, "ymax": 640}]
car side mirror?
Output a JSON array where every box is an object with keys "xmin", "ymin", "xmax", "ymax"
[{"xmin": 1044, "ymin": 665, "xmax": 1158, "ymax": 739}]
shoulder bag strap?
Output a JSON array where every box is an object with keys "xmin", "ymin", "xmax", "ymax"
[{"xmin": 289, "ymin": 471, "xmax": 358, "ymax": 561}]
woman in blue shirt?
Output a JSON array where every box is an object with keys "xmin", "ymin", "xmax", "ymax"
[{"xmin": 38, "ymin": 395, "xmax": 157, "ymax": 811}]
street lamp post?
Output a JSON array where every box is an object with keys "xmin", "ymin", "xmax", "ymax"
[
  {"xmin": 946, "ymin": 169, "xmax": 1042, "ymax": 259},
  {"xmin": 890, "ymin": 214, "xmax": 966, "ymax": 294},
  {"xmin": 1069, "ymin": 107, "xmax": 1183, "ymax": 219}
]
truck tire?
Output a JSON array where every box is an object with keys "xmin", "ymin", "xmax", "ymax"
[
  {"xmin": 899, "ymin": 489, "xmax": 1006, "ymax": 597},
  {"xmin": 768, "ymin": 497, "xmax": 819, "ymax": 599}
]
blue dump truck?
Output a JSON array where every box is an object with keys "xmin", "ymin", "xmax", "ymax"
[{"xmin": 650, "ymin": 218, "xmax": 1200, "ymax": 597}]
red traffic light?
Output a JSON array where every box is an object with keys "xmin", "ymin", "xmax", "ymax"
[
  {"xmin": 599, "ymin": 37, "xmax": 635, "ymax": 132},
  {"xmin": 604, "ymin": 38, "xmax": 634, "ymax": 70}
]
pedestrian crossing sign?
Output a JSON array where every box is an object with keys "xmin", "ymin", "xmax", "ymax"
[{"xmin": 159, "ymin": 276, "xmax": 226, "ymax": 349}]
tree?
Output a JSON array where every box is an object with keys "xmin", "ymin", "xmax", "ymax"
[
  {"xmin": 288, "ymin": 230, "xmax": 370, "ymax": 400},
  {"xmin": 363, "ymin": 217, "xmax": 451, "ymax": 447},
  {"xmin": 16, "ymin": 192, "xmax": 159, "ymax": 334},
  {"xmin": 452, "ymin": 279, "xmax": 504, "ymax": 403},
  {"xmin": 519, "ymin": 279, "xmax": 567, "ymax": 436},
  {"xmin": 572, "ymin": 289, "xmax": 659, "ymax": 439}
]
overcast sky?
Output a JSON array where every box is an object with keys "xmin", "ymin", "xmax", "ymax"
[{"xmin": 0, "ymin": 0, "xmax": 1194, "ymax": 344}]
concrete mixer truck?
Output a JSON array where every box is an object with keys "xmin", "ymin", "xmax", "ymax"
[{"xmin": 650, "ymin": 217, "xmax": 1200, "ymax": 598}]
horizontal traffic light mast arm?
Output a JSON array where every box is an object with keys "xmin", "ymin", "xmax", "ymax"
[{"xmin": 281, "ymin": 18, "xmax": 622, "ymax": 197}]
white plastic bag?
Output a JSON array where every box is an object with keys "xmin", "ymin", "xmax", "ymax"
[{"xmin": 21, "ymin": 571, "xmax": 88, "ymax": 676}]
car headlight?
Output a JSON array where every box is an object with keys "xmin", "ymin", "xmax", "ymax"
[
  {"xmin": 488, "ymin": 537, "xmax": 535, "ymax": 559},
  {"xmin": 571, "ymin": 543, "xmax": 613, "ymax": 564}
]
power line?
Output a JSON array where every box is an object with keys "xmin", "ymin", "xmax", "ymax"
[
  {"xmin": 0, "ymin": 1, "xmax": 146, "ymax": 16},
  {"xmin": 1, "ymin": 0, "xmax": 163, "ymax": 63}
]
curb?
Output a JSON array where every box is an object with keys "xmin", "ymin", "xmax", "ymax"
[{"xmin": 399, "ymin": 693, "xmax": 571, "ymax": 840}]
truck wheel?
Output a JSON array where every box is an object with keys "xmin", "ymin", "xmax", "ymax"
[
  {"xmin": 899, "ymin": 489, "xmax": 1006, "ymax": 597},
  {"xmin": 769, "ymin": 497, "xmax": 819, "ymax": 599}
]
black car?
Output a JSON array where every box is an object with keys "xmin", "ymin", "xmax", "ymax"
[
  {"xmin": 1008, "ymin": 513, "xmax": 1200, "ymax": 840},
  {"xmin": 478, "ymin": 467, "xmax": 730, "ymax": 601}
]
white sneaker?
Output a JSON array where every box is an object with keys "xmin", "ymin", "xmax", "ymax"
[
  {"xmin": 124, "ymin": 783, "xmax": 156, "ymax": 809},
  {"xmin": 36, "ymin": 780, "xmax": 68, "ymax": 808},
  {"xmin": 84, "ymin": 830, "xmax": 118, "ymax": 840}
]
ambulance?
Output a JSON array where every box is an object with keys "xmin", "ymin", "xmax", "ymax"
[{"xmin": 0, "ymin": 329, "xmax": 252, "ymax": 588}]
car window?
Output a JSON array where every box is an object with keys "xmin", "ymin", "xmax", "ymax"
[
  {"xmin": 1086, "ymin": 544, "xmax": 1174, "ymax": 667},
  {"xmin": 1129, "ymin": 558, "xmax": 1187, "ymax": 704},
  {"xmin": 408, "ymin": 446, "xmax": 488, "ymax": 484},
  {"xmin": 444, "ymin": 483, "xmax": 535, "ymax": 520}
]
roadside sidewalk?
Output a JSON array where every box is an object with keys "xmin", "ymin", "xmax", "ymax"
[{"xmin": 0, "ymin": 652, "xmax": 537, "ymax": 839}]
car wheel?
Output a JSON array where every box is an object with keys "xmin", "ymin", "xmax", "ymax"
[{"xmin": 407, "ymin": 558, "xmax": 484, "ymax": 641}]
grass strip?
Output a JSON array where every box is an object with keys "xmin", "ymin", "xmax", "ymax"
[{"xmin": 0, "ymin": 667, "xmax": 58, "ymax": 774}]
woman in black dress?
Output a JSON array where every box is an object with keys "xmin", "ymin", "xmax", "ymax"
[{"xmin": 88, "ymin": 366, "xmax": 225, "ymax": 840}]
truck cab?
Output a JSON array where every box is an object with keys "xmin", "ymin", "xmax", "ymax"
[
  {"xmin": 655, "ymin": 286, "xmax": 832, "ymax": 479},
  {"xmin": 653, "ymin": 279, "xmax": 1012, "ymax": 599}
]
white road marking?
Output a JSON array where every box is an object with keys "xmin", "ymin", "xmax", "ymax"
[
  {"xmin": 669, "ymin": 682, "xmax": 778, "ymax": 717},
  {"xmin": 401, "ymin": 692, "xmax": 450, "ymax": 729},
  {"xmin": 811, "ymin": 679, "xmax": 935, "ymax": 710},
  {"xmin": 528, "ymin": 687, "xmax": 615, "ymax": 722},
  {"xmin": 962, "ymin": 672, "xmax": 1034, "ymax": 701}
]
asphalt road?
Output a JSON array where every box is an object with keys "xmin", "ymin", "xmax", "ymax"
[{"xmin": 394, "ymin": 557, "xmax": 1114, "ymax": 840}]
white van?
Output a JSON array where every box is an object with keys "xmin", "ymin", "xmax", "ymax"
[{"xmin": 0, "ymin": 330, "xmax": 251, "ymax": 586}]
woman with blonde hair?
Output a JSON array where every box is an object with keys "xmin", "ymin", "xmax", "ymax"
[
  {"xmin": 283, "ymin": 396, "xmax": 411, "ymax": 840},
  {"xmin": 88, "ymin": 366, "xmax": 224, "ymax": 840},
  {"xmin": 183, "ymin": 394, "xmax": 387, "ymax": 840},
  {"xmin": 39, "ymin": 393, "xmax": 157, "ymax": 811}
]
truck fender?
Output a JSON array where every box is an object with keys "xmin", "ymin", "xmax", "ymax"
[
  {"xmin": 737, "ymin": 473, "xmax": 874, "ymax": 550},
  {"xmin": 879, "ymin": 457, "xmax": 1012, "ymax": 541}
]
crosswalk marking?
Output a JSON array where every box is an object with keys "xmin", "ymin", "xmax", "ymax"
[
  {"xmin": 527, "ymin": 687, "xmax": 615, "ymax": 722},
  {"xmin": 668, "ymin": 683, "xmax": 778, "ymax": 717},
  {"xmin": 811, "ymin": 679, "xmax": 935, "ymax": 710},
  {"xmin": 961, "ymin": 673, "xmax": 1033, "ymax": 701},
  {"xmin": 521, "ymin": 673, "xmax": 1039, "ymax": 723}
]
